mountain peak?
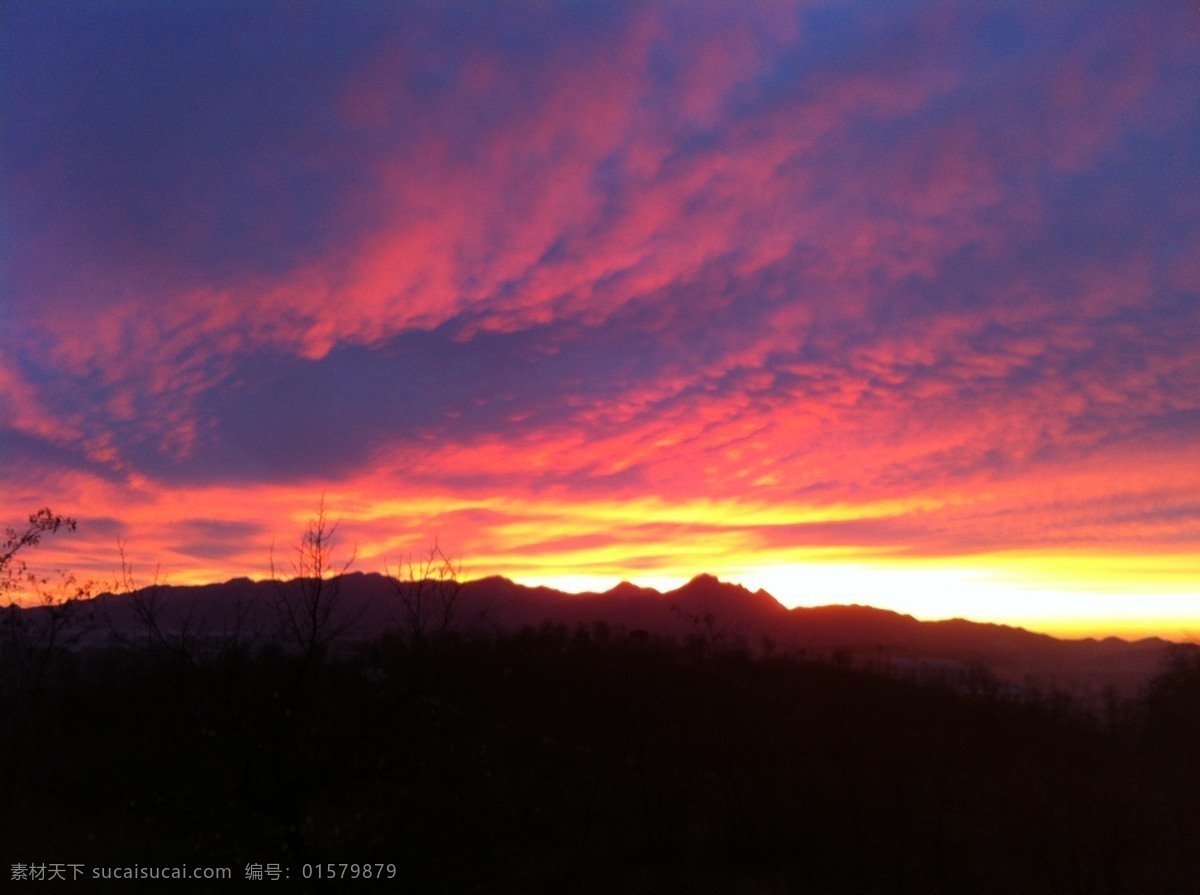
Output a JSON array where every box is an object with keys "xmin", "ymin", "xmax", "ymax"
[
  {"xmin": 670, "ymin": 573, "xmax": 730, "ymax": 596},
  {"xmin": 604, "ymin": 580, "xmax": 659, "ymax": 599},
  {"xmin": 665, "ymin": 574, "xmax": 787, "ymax": 617}
]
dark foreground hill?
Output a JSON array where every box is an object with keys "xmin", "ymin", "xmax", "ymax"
[
  {"xmin": 70, "ymin": 570, "xmax": 1187, "ymax": 696},
  {"xmin": 4, "ymin": 571, "xmax": 1200, "ymax": 892}
]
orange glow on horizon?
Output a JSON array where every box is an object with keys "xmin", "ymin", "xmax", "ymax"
[{"xmin": 11, "ymin": 476, "xmax": 1196, "ymax": 642}]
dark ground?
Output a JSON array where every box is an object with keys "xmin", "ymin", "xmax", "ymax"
[{"xmin": 4, "ymin": 609, "xmax": 1200, "ymax": 894}]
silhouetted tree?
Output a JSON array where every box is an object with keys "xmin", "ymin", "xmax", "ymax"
[
  {"xmin": 0, "ymin": 508, "xmax": 92, "ymax": 694},
  {"xmin": 270, "ymin": 497, "xmax": 359, "ymax": 663},
  {"xmin": 388, "ymin": 540, "xmax": 465, "ymax": 651},
  {"xmin": 0, "ymin": 509, "xmax": 93, "ymax": 846},
  {"xmin": 1, "ymin": 508, "xmax": 76, "ymax": 597}
]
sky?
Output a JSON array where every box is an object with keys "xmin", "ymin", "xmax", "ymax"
[{"xmin": 2, "ymin": 1, "xmax": 1198, "ymax": 639}]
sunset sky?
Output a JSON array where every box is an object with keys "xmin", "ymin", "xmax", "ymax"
[{"xmin": 2, "ymin": 2, "xmax": 1198, "ymax": 638}]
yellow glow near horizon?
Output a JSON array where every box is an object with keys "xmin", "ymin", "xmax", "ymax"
[
  {"xmin": 512, "ymin": 573, "xmax": 691, "ymax": 596},
  {"xmin": 489, "ymin": 546, "xmax": 1200, "ymax": 641},
  {"xmin": 509, "ymin": 562, "xmax": 1199, "ymax": 641},
  {"xmin": 729, "ymin": 560, "xmax": 1198, "ymax": 640},
  {"xmin": 9, "ymin": 480, "xmax": 1198, "ymax": 641}
]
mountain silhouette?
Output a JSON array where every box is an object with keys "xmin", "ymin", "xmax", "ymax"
[{"xmin": 37, "ymin": 571, "xmax": 1188, "ymax": 696}]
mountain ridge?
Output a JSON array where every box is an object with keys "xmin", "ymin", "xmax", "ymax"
[{"xmin": 18, "ymin": 570, "xmax": 1187, "ymax": 695}]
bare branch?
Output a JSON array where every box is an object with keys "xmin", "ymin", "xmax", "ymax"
[
  {"xmin": 270, "ymin": 498, "xmax": 360, "ymax": 661},
  {"xmin": 387, "ymin": 538, "xmax": 468, "ymax": 650},
  {"xmin": 1, "ymin": 509, "xmax": 77, "ymax": 599},
  {"xmin": 1, "ymin": 512, "xmax": 92, "ymax": 724}
]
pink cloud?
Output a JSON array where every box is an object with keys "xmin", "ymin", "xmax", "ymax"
[{"xmin": 3, "ymin": 2, "xmax": 1198, "ymax": 625}]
